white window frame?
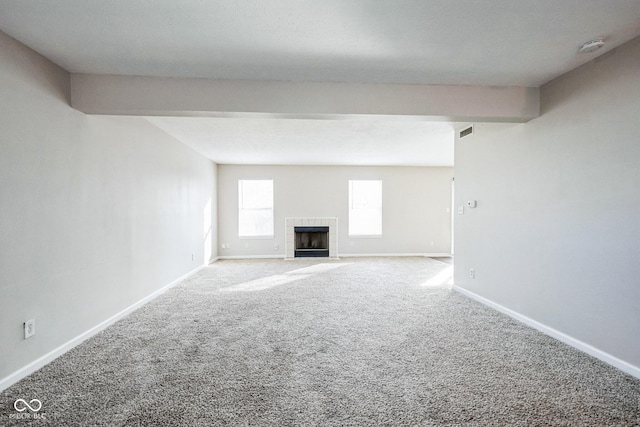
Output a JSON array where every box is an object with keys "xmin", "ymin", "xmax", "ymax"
[
  {"xmin": 348, "ymin": 180, "xmax": 382, "ymax": 237},
  {"xmin": 238, "ymin": 179, "xmax": 274, "ymax": 238}
]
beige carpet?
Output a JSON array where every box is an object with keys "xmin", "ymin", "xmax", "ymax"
[{"xmin": 2, "ymin": 257, "xmax": 639, "ymax": 426}]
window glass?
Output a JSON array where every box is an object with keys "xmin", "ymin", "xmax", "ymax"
[
  {"xmin": 238, "ymin": 180, "xmax": 274, "ymax": 237},
  {"xmin": 349, "ymin": 180, "xmax": 382, "ymax": 236}
]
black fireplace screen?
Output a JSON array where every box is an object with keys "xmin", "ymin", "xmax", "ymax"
[{"xmin": 294, "ymin": 226, "xmax": 329, "ymax": 257}]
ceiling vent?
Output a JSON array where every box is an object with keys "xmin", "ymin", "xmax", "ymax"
[{"xmin": 459, "ymin": 125, "xmax": 474, "ymax": 139}]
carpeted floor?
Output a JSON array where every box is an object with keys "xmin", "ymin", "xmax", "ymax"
[{"xmin": 2, "ymin": 257, "xmax": 639, "ymax": 426}]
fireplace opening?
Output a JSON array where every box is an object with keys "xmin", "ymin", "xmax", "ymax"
[{"xmin": 294, "ymin": 226, "xmax": 329, "ymax": 258}]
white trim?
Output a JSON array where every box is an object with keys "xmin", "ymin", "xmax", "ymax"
[
  {"xmin": 0, "ymin": 264, "xmax": 207, "ymax": 392},
  {"xmin": 216, "ymin": 253, "xmax": 453, "ymax": 260},
  {"xmin": 340, "ymin": 253, "xmax": 452, "ymax": 258},
  {"xmin": 218, "ymin": 255, "xmax": 285, "ymax": 260},
  {"xmin": 453, "ymin": 285, "xmax": 640, "ymax": 380}
]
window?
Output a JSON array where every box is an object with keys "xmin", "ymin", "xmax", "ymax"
[
  {"xmin": 238, "ymin": 180, "xmax": 274, "ymax": 237},
  {"xmin": 349, "ymin": 180, "xmax": 382, "ymax": 236}
]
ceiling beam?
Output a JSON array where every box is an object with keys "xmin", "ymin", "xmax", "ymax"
[{"xmin": 71, "ymin": 74, "xmax": 539, "ymax": 122}]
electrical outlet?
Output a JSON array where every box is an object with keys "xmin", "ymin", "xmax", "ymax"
[
  {"xmin": 274, "ymin": 244, "xmax": 279, "ymax": 251},
  {"xmin": 191, "ymin": 253, "xmax": 194, "ymax": 261},
  {"xmin": 24, "ymin": 319, "xmax": 35, "ymax": 339},
  {"xmin": 469, "ymin": 269, "xmax": 476, "ymax": 279}
]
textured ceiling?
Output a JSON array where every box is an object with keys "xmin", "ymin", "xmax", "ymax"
[
  {"xmin": 145, "ymin": 117, "xmax": 459, "ymax": 166},
  {"xmin": 1, "ymin": 0, "xmax": 638, "ymax": 86},
  {"xmin": 1, "ymin": 0, "xmax": 639, "ymax": 165}
]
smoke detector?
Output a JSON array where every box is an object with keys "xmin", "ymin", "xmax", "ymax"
[{"xmin": 578, "ymin": 39, "xmax": 605, "ymax": 53}]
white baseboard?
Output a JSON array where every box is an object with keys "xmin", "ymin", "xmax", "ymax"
[
  {"xmin": 453, "ymin": 285, "xmax": 640, "ymax": 380},
  {"xmin": 217, "ymin": 255, "xmax": 285, "ymax": 260},
  {"xmin": 217, "ymin": 253, "xmax": 452, "ymax": 260},
  {"xmin": 0, "ymin": 264, "xmax": 207, "ymax": 392},
  {"xmin": 339, "ymin": 253, "xmax": 452, "ymax": 258}
]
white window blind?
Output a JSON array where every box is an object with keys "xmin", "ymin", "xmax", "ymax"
[
  {"xmin": 349, "ymin": 180, "xmax": 382, "ymax": 236},
  {"xmin": 238, "ymin": 180, "xmax": 274, "ymax": 237}
]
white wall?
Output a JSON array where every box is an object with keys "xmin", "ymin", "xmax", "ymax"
[
  {"xmin": 0, "ymin": 31, "xmax": 217, "ymax": 384},
  {"xmin": 218, "ymin": 165, "xmax": 453, "ymax": 257},
  {"xmin": 454, "ymin": 37, "xmax": 640, "ymax": 374}
]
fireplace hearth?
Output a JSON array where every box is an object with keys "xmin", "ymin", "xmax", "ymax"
[{"xmin": 294, "ymin": 226, "xmax": 329, "ymax": 257}]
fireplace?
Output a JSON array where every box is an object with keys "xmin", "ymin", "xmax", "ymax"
[
  {"xmin": 285, "ymin": 217, "xmax": 338, "ymax": 260},
  {"xmin": 295, "ymin": 226, "xmax": 329, "ymax": 258}
]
